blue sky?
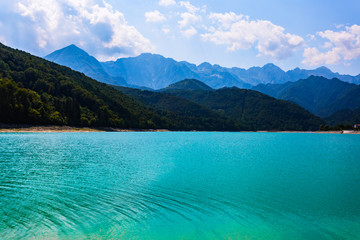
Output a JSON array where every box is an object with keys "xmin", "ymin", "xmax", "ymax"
[{"xmin": 0, "ymin": 0, "xmax": 359, "ymax": 75}]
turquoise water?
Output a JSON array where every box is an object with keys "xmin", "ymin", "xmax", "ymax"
[{"xmin": 0, "ymin": 132, "xmax": 360, "ymax": 239}]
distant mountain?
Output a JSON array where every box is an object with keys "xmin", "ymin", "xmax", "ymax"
[
  {"xmin": 253, "ymin": 76, "xmax": 360, "ymax": 117},
  {"xmin": 325, "ymin": 108, "xmax": 360, "ymax": 126},
  {"xmin": 287, "ymin": 66, "xmax": 360, "ymax": 85},
  {"xmin": 102, "ymin": 54, "xmax": 359, "ymax": 89},
  {"xmin": 226, "ymin": 63, "xmax": 291, "ymax": 86},
  {"xmin": 160, "ymin": 79, "xmax": 213, "ymax": 91},
  {"xmin": 45, "ymin": 44, "xmax": 126, "ymax": 86},
  {"xmin": 159, "ymin": 86, "xmax": 323, "ymax": 131},
  {"xmin": 101, "ymin": 53, "xmax": 250, "ymax": 89},
  {"xmin": 47, "ymin": 45, "xmax": 359, "ymax": 90},
  {"xmin": 191, "ymin": 62, "xmax": 252, "ymax": 89},
  {"xmin": 101, "ymin": 53, "xmax": 200, "ymax": 89}
]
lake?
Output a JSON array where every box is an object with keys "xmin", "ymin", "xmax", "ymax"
[{"xmin": 0, "ymin": 132, "xmax": 360, "ymax": 239}]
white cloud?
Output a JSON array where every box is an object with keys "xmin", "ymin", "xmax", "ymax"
[
  {"xmin": 303, "ymin": 24, "xmax": 360, "ymax": 66},
  {"xmin": 302, "ymin": 47, "xmax": 341, "ymax": 66},
  {"xmin": 158, "ymin": 0, "xmax": 176, "ymax": 6},
  {"xmin": 145, "ymin": 10, "xmax": 166, "ymax": 23},
  {"xmin": 208, "ymin": 12, "xmax": 245, "ymax": 29},
  {"xmin": 179, "ymin": 1, "xmax": 199, "ymax": 13},
  {"xmin": 202, "ymin": 14, "xmax": 304, "ymax": 60},
  {"xmin": 178, "ymin": 12, "xmax": 201, "ymax": 28},
  {"xmin": 162, "ymin": 27, "xmax": 170, "ymax": 34},
  {"xmin": 181, "ymin": 26, "xmax": 197, "ymax": 38},
  {"xmin": 308, "ymin": 34, "xmax": 316, "ymax": 40},
  {"xmin": 145, "ymin": 1, "xmax": 202, "ymax": 38},
  {"xmin": 3, "ymin": 0, "xmax": 153, "ymax": 60},
  {"xmin": 335, "ymin": 24, "xmax": 344, "ymax": 29}
]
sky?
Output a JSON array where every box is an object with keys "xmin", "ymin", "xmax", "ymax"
[{"xmin": 0, "ymin": 0, "xmax": 359, "ymax": 75}]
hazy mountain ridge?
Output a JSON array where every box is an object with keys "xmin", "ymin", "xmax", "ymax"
[{"xmin": 46, "ymin": 45, "xmax": 360, "ymax": 90}]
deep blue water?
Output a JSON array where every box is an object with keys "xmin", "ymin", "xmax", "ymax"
[{"xmin": 0, "ymin": 132, "xmax": 360, "ymax": 239}]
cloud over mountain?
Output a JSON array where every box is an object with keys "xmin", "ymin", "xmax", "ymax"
[
  {"xmin": 143, "ymin": 2, "xmax": 304, "ymax": 60},
  {"xmin": 202, "ymin": 13, "xmax": 304, "ymax": 60},
  {"xmin": 0, "ymin": 0, "xmax": 153, "ymax": 61}
]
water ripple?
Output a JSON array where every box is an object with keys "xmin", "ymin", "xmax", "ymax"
[{"xmin": 1, "ymin": 132, "xmax": 360, "ymax": 239}]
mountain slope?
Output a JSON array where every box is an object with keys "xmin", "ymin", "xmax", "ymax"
[
  {"xmin": 252, "ymin": 76, "xmax": 360, "ymax": 117},
  {"xmin": 45, "ymin": 44, "xmax": 126, "ymax": 85},
  {"xmin": 160, "ymin": 86, "xmax": 324, "ymax": 131}
]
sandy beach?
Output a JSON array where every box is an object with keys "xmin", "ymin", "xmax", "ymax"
[{"xmin": 0, "ymin": 125, "xmax": 359, "ymax": 134}]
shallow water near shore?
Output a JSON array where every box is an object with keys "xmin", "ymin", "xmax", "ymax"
[{"xmin": 1, "ymin": 132, "xmax": 360, "ymax": 239}]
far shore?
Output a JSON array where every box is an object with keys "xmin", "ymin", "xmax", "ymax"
[{"xmin": 0, "ymin": 125, "xmax": 359, "ymax": 134}]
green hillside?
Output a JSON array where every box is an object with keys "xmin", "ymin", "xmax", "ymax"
[{"xmin": 161, "ymin": 87, "xmax": 324, "ymax": 131}]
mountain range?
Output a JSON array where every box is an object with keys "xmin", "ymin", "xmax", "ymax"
[
  {"xmin": 45, "ymin": 45, "xmax": 360, "ymax": 90},
  {"xmin": 0, "ymin": 43, "xmax": 324, "ymax": 131}
]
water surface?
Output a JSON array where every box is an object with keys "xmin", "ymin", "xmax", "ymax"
[{"xmin": 0, "ymin": 132, "xmax": 360, "ymax": 239}]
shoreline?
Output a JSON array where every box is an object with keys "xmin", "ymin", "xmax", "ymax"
[
  {"xmin": 0, "ymin": 125, "xmax": 170, "ymax": 133},
  {"xmin": 0, "ymin": 125, "xmax": 359, "ymax": 134}
]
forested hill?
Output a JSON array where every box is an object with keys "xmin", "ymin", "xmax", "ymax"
[{"xmin": 159, "ymin": 87, "xmax": 324, "ymax": 131}]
